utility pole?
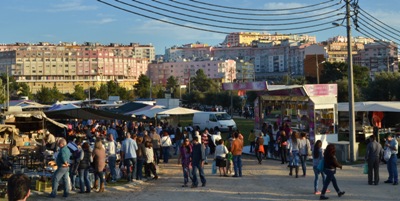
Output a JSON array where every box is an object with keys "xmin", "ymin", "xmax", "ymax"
[{"xmin": 346, "ymin": 0, "xmax": 356, "ymax": 162}]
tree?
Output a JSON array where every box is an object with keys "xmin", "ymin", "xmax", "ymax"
[
  {"xmin": 336, "ymin": 79, "xmax": 362, "ymax": 102},
  {"xmin": 321, "ymin": 62, "xmax": 370, "ymax": 88},
  {"xmin": 95, "ymin": 84, "xmax": 109, "ymax": 100},
  {"xmin": 364, "ymin": 72, "xmax": 400, "ymax": 101},
  {"xmin": 133, "ymin": 74, "xmax": 151, "ymax": 98},
  {"xmin": 191, "ymin": 69, "xmax": 211, "ymax": 93},
  {"xmin": 35, "ymin": 86, "xmax": 53, "ymax": 104},
  {"xmin": 51, "ymin": 85, "xmax": 64, "ymax": 102},
  {"xmin": 17, "ymin": 83, "xmax": 31, "ymax": 99},
  {"xmin": 72, "ymin": 85, "xmax": 86, "ymax": 100}
]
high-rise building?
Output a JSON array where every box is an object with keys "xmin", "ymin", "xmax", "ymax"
[{"xmin": 0, "ymin": 42, "xmax": 154, "ymax": 94}]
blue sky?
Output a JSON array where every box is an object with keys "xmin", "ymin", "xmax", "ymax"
[{"xmin": 0, "ymin": 0, "xmax": 399, "ymax": 54}]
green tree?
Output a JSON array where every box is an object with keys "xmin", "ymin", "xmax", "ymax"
[
  {"xmin": 364, "ymin": 72, "xmax": 400, "ymax": 101},
  {"xmin": 17, "ymin": 83, "xmax": 32, "ymax": 99},
  {"xmin": 321, "ymin": 62, "xmax": 370, "ymax": 88},
  {"xmin": 336, "ymin": 79, "xmax": 362, "ymax": 102},
  {"xmin": 95, "ymin": 84, "xmax": 109, "ymax": 100},
  {"xmin": 72, "ymin": 85, "xmax": 86, "ymax": 100},
  {"xmin": 191, "ymin": 69, "xmax": 211, "ymax": 93},
  {"xmin": 133, "ymin": 74, "xmax": 151, "ymax": 98},
  {"xmin": 35, "ymin": 86, "xmax": 53, "ymax": 104},
  {"xmin": 51, "ymin": 85, "xmax": 64, "ymax": 102}
]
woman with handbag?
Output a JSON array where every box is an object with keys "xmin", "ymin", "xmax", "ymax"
[
  {"xmin": 214, "ymin": 139, "xmax": 229, "ymax": 176},
  {"xmin": 312, "ymin": 140, "xmax": 328, "ymax": 195},
  {"xmin": 299, "ymin": 132, "xmax": 312, "ymax": 177},
  {"xmin": 320, "ymin": 144, "xmax": 345, "ymax": 200},
  {"xmin": 92, "ymin": 140, "xmax": 106, "ymax": 193}
]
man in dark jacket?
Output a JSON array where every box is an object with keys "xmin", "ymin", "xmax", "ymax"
[
  {"xmin": 190, "ymin": 136, "xmax": 206, "ymax": 188},
  {"xmin": 365, "ymin": 135, "xmax": 383, "ymax": 185}
]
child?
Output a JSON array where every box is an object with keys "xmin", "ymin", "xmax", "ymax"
[
  {"xmin": 145, "ymin": 141, "xmax": 158, "ymax": 180},
  {"xmin": 226, "ymin": 151, "xmax": 234, "ymax": 175}
]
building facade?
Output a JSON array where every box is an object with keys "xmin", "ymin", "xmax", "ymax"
[
  {"xmin": 0, "ymin": 42, "xmax": 153, "ymax": 94},
  {"xmin": 147, "ymin": 59, "xmax": 236, "ymax": 86}
]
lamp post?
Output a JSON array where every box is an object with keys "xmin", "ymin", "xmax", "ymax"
[{"xmin": 316, "ymin": 60, "xmax": 326, "ymax": 84}]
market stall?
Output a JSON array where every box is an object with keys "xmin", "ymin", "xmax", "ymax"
[{"xmin": 223, "ymin": 82, "xmax": 338, "ymax": 147}]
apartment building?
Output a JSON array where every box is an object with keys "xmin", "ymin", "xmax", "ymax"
[
  {"xmin": 222, "ymin": 32, "xmax": 317, "ymax": 47},
  {"xmin": 0, "ymin": 42, "xmax": 153, "ymax": 94},
  {"xmin": 148, "ymin": 59, "xmax": 236, "ymax": 86},
  {"xmin": 354, "ymin": 41, "xmax": 399, "ymax": 78}
]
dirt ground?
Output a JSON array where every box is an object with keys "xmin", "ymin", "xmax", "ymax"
[{"xmin": 21, "ymin": 153, "xmax": 400, "ymax": 201}]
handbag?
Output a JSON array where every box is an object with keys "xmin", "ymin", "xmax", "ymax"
[
  {"xmin": 317, "ymin": 158, "xmax": 324, "ymax": 172},
  {"xmin": 384, "ymin": 148, "xmax": 392, "ymax": 161},
  {"xmin": 211, "ymin": 161, "xmax": 217, "ymax": 175},
  {"xmin": 363, "ymin": 163, "xmax": 368, "ymax": 174},
  {"xmin": 258, "ymin": 144, "xmax": 265, "ymax": 154}
]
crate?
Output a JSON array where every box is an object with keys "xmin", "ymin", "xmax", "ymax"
[{"xmin": 36, "ymin": 180, "xmax": 52, "ymax": 192}]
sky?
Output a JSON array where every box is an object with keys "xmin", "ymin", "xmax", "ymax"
[{"xmin": 0, "ymin": 0, "xmax": 399, "ymax": 55}]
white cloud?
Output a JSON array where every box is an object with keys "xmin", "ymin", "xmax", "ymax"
[
  {"xmin": 130, "ymin": 19, "xmax": 225, "ymax": 41},
  {"xmin": 84, "ymin": 18, "xmax": 116, "ymax": 25},
  {"xmin": 47, "ymin": 0, "xmax": 97, "ymax": 12}
]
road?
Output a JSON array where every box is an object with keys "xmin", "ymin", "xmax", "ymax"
[{"xmin": 24, "ymin": 153, "xmax": 399, "ymax": 201}]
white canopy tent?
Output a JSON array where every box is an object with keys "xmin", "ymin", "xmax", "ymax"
[
  {"xmin": 157, "ymin": 107, "xmax": 200, "ymax": 115},
  {"xmin": 338, "ymin": 101, "xmax": 400, "ymax": 112}
]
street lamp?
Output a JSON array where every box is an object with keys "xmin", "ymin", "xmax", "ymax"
[
  {"xmin": 332, "ymin": 0, "xmax": 356, "ymax": 162},
  {"xmin": 316, "ymin": 60, "xmax": 325, "ymax": 84}
]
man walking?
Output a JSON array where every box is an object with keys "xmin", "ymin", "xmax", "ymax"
[
  {"xmin": 121, "ymin": 133, "xmax": 138, "ymax": 182},
  {"xmin": 50, "ymin": 138, "xmax": 71, "ymax": 198},
  {"xmin": 190, "ymin": 136, "xmax": 206, "ymax": 188},
  {"xmin": 384, "ymin": 134, "xmax": 398, "ymax": 185},
  {"xmin": 365, "ymin": 135, "xmax": 383, "ymax": 185}
]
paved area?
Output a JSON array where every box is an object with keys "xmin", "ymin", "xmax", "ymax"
[{"xmin": 18, "ymin": 152, "xmax": 399, "ymax": 201}]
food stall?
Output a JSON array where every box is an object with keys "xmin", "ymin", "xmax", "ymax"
[{"xmin": 223, "ymin": 82, "xmax": 338, "ymax": 147}]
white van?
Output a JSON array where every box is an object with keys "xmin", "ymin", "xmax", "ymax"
[{"xmin": 192, "ymin": 112, "xmax": 237, "ymax": 132}]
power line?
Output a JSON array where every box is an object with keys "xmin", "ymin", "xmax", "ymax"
[
  {"xmin": 126, "ymin": 0, "xmax": 341, "ymax": 27},
  {"xmin": 97, "ymin": 0, "xmax": 230, "ymax": 34},
  {"xmin": 170, "ymin": 0, "xmax": 341, "ymax": 16},
  {"xmin": 357, "ymin": 17, "xmax": 400, "ymax": 44},
  {"xmin": 152, "ymin": 0, "xmax": 343, "ymax": 22},
  {"xmin": 188, "ymin": 0, "xmax": 338, "ymax": 11},
  {"xmin": 114, "ymin": 0, "xmax": 338, "ymax": 32},
  {"xmin": 357, "ymin": 7, "xmax": 400, "ymax": 36},
  {"xmin": 358, "ymin": 12, "xmax": 400, "ymax": 39}
]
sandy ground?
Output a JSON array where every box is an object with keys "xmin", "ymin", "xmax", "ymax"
[{"xmin": 21, "ymin": 152, "xmax": 400, "ymax": 201}]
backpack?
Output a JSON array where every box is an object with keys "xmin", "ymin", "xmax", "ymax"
[{"xmin": 67, "ymin": 142, "xmax": 81, "ymax": 161}]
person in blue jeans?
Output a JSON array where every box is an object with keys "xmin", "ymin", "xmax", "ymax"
[
  {"xmin": 384, "ymin": 134, "xmax": 398, "ymax": 185},
  {"xmin": 50, "ymin": 138, "xmax": 71, "ymax": 198},
  {"xmin": 312, "ymin": 140, "xmax": 326, "ymax": 195},
  {"xmin": 320, "ymin": 144, "xmax": 345, "ymax": 200},
  {"xmin": 231, "ymin": 132, "xmax": 243, "ymax": 177},
  {"xmin": 190, "ymin": 136, "xmax": 206, "ymax": 188},
  {"xmin": 121, "ymin": 133, "xmax": 138, "ymax": 182},
  {"xmin": 78, "ymin": 142, "xmax": 92, "ymax": 193}
]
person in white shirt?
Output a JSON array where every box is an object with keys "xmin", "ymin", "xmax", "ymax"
[
  {"xmin": 107, "ymin": 134, "xmax": 117, "ymax": 182},
  {"xmin": 263, "ymin": 132, "xmax": 270, "ymax": 159},
  {"xmin": 160, "ymin": 131, "xmax": 172, "ymax": 163},
  {"xmin": 214, "ymin": 139, "xmax": 229, "ymax": 177}
]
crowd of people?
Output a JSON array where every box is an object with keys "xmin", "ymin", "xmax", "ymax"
[{"xmin": 5, "ymin": 118, "xmax": 400, "ymax": 201}]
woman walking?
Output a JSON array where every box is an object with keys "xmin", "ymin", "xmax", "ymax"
[
  {"xmin": 178, "ymin": 137, "xmax": 192, "ymax": 187},
  {"xmin": 288, "ymin": 131, "xmax": 300, "ymax": 177},
  {"xmin": 93, "ymin": 140, "xmax": 106, "ymax": 193},
  {"xmin": 313, "ymin": 140, "xmax": 326, "ymax": 195},
  {"xmin": 78, "ymin": 142, "xmax": 92, "ymax": 193},
  {"xmin": 299, "ymin": 132, "xmax": 311, "ymax": 177},
  {"xmin": 320, "ymin": 144, "xmax": 345, "ymax": 200},
  {"xmin": 255, "ymin": 132, "xmax": 265, "ymax": 164}
]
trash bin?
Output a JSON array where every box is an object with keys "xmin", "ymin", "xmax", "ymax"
[{"xmin": 329, "ymin": 141, "xmax": 358, "ymax": 163}]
